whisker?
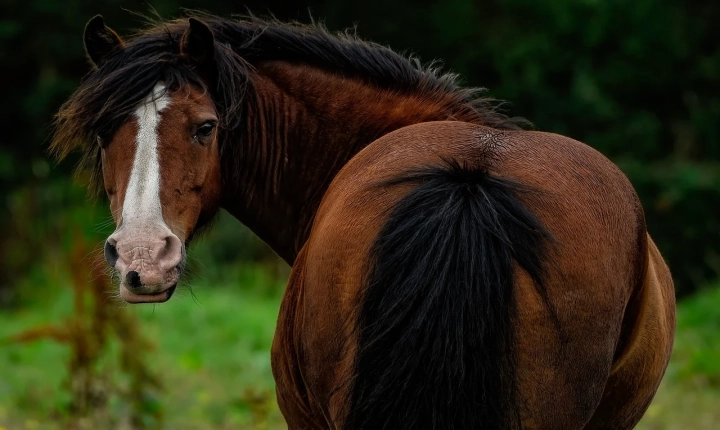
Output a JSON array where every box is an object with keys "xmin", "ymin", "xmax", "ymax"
[{"xmin": 185, "ymin": 283, "xmax": 202, "ymax": 306}]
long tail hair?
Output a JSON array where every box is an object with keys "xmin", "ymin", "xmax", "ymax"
[{"xmin": 346, "ymin": 161, "xmax": 549, "ymax": 430}]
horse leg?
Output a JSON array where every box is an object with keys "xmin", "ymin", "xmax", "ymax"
[
  {"xmin": 584, "ymin": 236, "xmax": 675, "ymax": 429},
  {"xmin": 271, "ymin": 249, "xmax": 331, "ymax": 429},
  {"xmin": 512, "ymin": 269, "xmax": 618, "ymax": 429}
]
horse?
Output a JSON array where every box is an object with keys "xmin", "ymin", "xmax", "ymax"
[{"xmin": 51, "ymin": 13, "xmax": 675, "ymax": 429}]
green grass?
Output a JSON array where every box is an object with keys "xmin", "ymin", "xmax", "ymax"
[
  {"xmin": 0, "ymin": 264, "xmax": 288, "ymax": 430},
  {"xmin": 1, "ymin": 262, "xmax": 720, "ymax": 429},
  {"xmin": 636, "ymin": 287, "xmax": 720, "ymax": 429}
]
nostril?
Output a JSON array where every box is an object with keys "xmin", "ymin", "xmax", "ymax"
[
  {"xmin": 157, "ymin": 234, "xmax": 184, "ymax": 271},
  {"xmin": 104, "ymin": 240, "xmax": 119, "ymax": 267},
  {"xmin": 126, "ymin": 271, "xmax": 142, "ymax": 289}
]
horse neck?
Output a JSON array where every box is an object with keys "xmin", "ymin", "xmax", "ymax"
[{"xmin": 221, "ymin": 61, "xmax": 474, "ymax": 264}]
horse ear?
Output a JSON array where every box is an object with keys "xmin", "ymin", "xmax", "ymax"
[
  {"xmin": 84, "ymin": 15, "xmax": 124, "ymax": 67},
  {"xmin": 180, "ymin": 18, "xmax": 215, "ymax": 66}
]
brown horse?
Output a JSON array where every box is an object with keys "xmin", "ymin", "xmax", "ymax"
[{"xmin": 52, "ymin": 14, "xmax": 675, "ymax": 429}]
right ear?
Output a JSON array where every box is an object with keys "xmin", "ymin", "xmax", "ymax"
[{"xmin": 84, "ymin": 15, "xmax": 124, "ymax": 67}]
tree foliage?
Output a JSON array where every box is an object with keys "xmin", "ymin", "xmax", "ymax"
[{"xmin": 1, "ymin": 0, "xmax": 718, "ymax": 297}]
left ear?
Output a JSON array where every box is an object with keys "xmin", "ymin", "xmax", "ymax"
[
  {"xmin": 84, "ymin": 15, "xmax": 124, "ymax": 67},
  {"xmin": 180, "ymin": 18, "xmax": 215, "ymax": 67}
]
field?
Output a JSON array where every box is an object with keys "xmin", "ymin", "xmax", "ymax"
[
  {"xmin": 0, "ymin": 262, "xmax": 287, "ymax": 430},
  {"xmin": 1, "ymin": 258, "xmax": 719, "ymax": 429}
]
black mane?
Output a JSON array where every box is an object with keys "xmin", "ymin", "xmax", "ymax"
[{"xmin": 52, "ymin": 13, "xmax": 524, "ymax": 193}]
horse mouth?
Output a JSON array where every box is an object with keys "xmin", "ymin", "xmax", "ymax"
[{"xmin": 120, "ymin": 284, "xmax": 177, "ymax": 304}]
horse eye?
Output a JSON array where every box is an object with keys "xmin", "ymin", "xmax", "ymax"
[
  {"xmin": 96, "ymin": 135, "xmax": 104, "ymax": 147},
  {"xmin": 193, "ymin": 121, "xmax": 216, "ymax": 140}
]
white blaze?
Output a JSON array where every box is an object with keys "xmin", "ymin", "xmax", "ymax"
[{"xmin": 122, "ymin": 83, "xmax": 171, "ymax": 226}]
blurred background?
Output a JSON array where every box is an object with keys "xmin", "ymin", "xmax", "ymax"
[{"xmin": 1, "ymin": 0, "xmax": 719, "ymax": 428}]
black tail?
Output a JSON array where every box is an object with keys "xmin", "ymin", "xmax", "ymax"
[{"xmin": 346, "ymin": 161, "xmax": 549, "ymax": 430}]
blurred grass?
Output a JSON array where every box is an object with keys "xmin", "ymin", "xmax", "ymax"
[
  {"xmin": 0, "ymin": 261, "xmax": 288, "ymax": 430},
  {"xmin": 637, "ymin": 287, "xmax": 720, "ymax": 429},
  {"xmin": 1, "ymin": 251, "xmax": 720, "ymax": 428}
]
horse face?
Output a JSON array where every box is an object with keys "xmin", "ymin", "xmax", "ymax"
[{"xmin": 101, "ymin": 83, "xmax": 222, "ymax": 303}]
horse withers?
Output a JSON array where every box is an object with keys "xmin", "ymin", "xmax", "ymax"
[{"xmin": 52, "ymin": 14, "xmax": 675, "ymax": 429}]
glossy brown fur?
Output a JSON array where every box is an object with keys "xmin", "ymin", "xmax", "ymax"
[
  {"xmin": 275, "ymin": 122, "xmax": 674, "ymax": 429},
  {"xmin": 225, "ymin": 61, "xmax": 507, "ymax": 261},
  {"xmin": 53, "ymin": 15, "xmax": 675, "ymax": 429}
]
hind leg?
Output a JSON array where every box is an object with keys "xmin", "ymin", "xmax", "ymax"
[
  {"xmin": 585, "ymin": 237, "xmax": 675, "ymax": 429},
  {"xmin": 512, "ymin": 271, "xmax": 621, "ymax": 429}
]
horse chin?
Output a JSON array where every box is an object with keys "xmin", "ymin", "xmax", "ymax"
[{"xmin": 119, "ymin": 284, "xmax": 177, "ymax": 304}]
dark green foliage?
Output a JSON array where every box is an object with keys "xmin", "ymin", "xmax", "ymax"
[{"xmin": 1, "ymin": 0, "xmax": 718, "ymax": 296}]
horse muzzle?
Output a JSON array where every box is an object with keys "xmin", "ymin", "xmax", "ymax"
[{"xmin": 104, "ymin": 224, "xmax": 185, "ymax": 304}]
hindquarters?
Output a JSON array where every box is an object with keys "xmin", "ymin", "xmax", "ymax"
[{"xmin": 272, "ymin": 121, "xmax": 674, "ymax": 430}]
